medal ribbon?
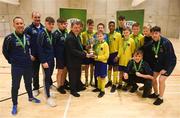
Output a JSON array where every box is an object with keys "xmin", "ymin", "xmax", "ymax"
[
  {"xmin": 45, "ymin": 29, "xmax": 52, "ymax": 45},
  {"xmin": 133, "ymin": 60, "xmax": 143, "ymax": 72},
  {"xmin": 123, "ymin": 38, "xmax": 129, "ymax": 54},
  {"xmin": 13, "ymin": 32, "xmax": 26, "ymax": 51},
  {"xmin": 153, "ymin": 39, "xmax": 161, "ymax": 56},
  {"xmin": 57, "ymin": 29, "xmax": 67, "ymax": 39}
]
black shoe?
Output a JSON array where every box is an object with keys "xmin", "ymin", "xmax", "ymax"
[
  {"xmin": 122, "ymin": 85, "xmax": 128, "ymax": 91},
  {"xmin": 117, "ymin": 84, "xmax": 122, "ymax": 90},
  {"xmin": 64, "ymin": 84, "xmax": 70, "ymax": 90},
  {"xmin": 148, "ymin": 93, "xmax": 159, "ymax": 98},
  {"xmin": 139, "ymin": 86, "xmax": 144, "ymax": 91},
  {"xmin": 110, "ymin": 85, "xmax": 116, "ymax": 93},
  {"xmin": 105, "ymin": 81, "xmax": 112, "ymax": 88},
  {"xmin": 98, "ymin": 91, "xmax": 105, "ymax": 98},
  {"xmin": 142, "ymin": 89, "xmax": 151, "ymax": 98},
  {"xmin": 77, "ymin": 86, "xmax": 86, "ymax": 92},
  {"xmin": 130, "ymin": 85, "xmax": 138, "ymax": 93},
  {"xmin": 57, "ymin": 86, "xmax": 66, "ymax": 94},
  {"xmin": 70, "ymin": 92, "xmax": 80, "ymax": 97},
  {"xmin": 92, "ymin": 88, "xmax": 100, "ymax": 92},
  {"xmin": 153, "ymin": 98, "xmax": 163, "ymax": 105}
]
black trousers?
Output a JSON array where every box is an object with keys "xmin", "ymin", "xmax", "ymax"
[
  {"xmin": 67, "ymin": 66, "xmax": 82, "ymax": 93},
  {"xmin": 42, "ymin": 60, "xmax": 54, "ymax": 98},
  {"xmin": 11, "ymin": 66, "xmax": 33, "ymax": 105},
  {"xmin": 125, "ymin": 74, "xmax": 152, "ymax": 96},
  {"xmin": 32, "ymin": 59, "xmax": 40, "ymax": 90}
]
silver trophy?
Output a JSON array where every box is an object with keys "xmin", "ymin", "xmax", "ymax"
[{"xmin": 88, "ymin": 37, "xmax": 95, "ymax": 55}]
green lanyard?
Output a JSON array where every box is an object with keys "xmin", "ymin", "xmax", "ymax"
[
  {"xmin": 13, "ymin": 32, "xmax": 26, "ymax": 53},
  {"xmin": 134, "ymin": 36, "xmax": 139, "ymax": 49},
  {"xmin": 108, "ymin": 31, "xmax": 115, "ymax": 45},
  {"xmin": 153, "ymin": 39, "xmax": 161, "ymax": 58},
  {"xmin": 45, "ymin": 29, "xmax": 52, "ymax": 45},
  {"xmin": 57, "ymin": 29, "xmax": 67, "ymax": 39},
  {"xmin": 95, "ymin": 41, "xmax": 104, "ymax": 54},
  {"xmin": 86, "ymin": 31, "xmax": 93, "ymax": 40},
  {"xmin": 123, "ymin": 38, "xmax": 129, "ymax": 54},
  {"xmin": 86, "ymin": 31, "xmax": 94, "ymax": 45},
  {"xmin": 133, "ymin": 60, "xmax": 143, "ymax": 72}
]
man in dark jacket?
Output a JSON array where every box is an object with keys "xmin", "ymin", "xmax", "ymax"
[
  {"xmin": 147, "ymin": 26, "xmax": 176, "ymax": 105},
  {"xmin": 37, "ymin": 17, "xmax": 56, "ymax": 107},
  {"xmin": 24, "ymin": 11, "xmax": 44, "ymax": 96},
  {"xmin": 65, "ymin": 20, "xmax": 92, "ymax": 97},
  {"xmin": 2, "ymin": 17, "xmax": 40, "ymax": 115}
]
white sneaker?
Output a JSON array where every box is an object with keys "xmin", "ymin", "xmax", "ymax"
[
  {"xmin": 47, "ymin": 97, "xmax": 56, "ymax": 107},
  {"xmin": 50, "ymin": 92, "xmax": 56, "ymax": 98},
  {"xmin": 50, "ymin": 85, "xmax": 57, "ymax": 91},
  {"xmin": 33, "ymin": 90, "xmax": 40, "ymax": 97}
]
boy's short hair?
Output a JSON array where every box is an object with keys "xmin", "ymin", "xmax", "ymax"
[
  {"xmin": 87, "ymin": 19, "xmax": 94, "ymax": 25},
  {"xmin": 143, "ymin": 25, "xmax": 151, "ymax": 30},
  {"xmin": 132, "ymin": 22, "xmax": 140, "ymax": 28},
  {"xmin": 97, "ymin": 23, "xmax": 105, "ymax": 28},
  {"xmin": 134, "ymin": 49, "xmax": 144, "ymax": 56},
  {"xmin": 108, "ymin": 21, "xmax": 115, "ymax": 25},
  {"xmin": 45, "ymin": 17, "xmax": 55, "ymax": 23},
  {"xmin": 123, "ymin": 27, "xmax": 131, "ymax": 32},
  {"xmin": 13, "ymin": 16, "xmax": 24, "ymax": 23},
  {"xmin": 118, "ymin": 15, "xmax": 125, "ymax": 21},
  {"xmin": 57, "ymin": 17, "xmax": 66, "ymax": 23},
  {"xmin": 151, "ymin": 26, "xmax": 161, "ymax": 32}
]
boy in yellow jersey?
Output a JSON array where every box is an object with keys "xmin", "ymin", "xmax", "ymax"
[
  {"xmin": 115, "ymin": 27, "xmax": 135, "ymax": 91},
  {"xmin": 92, "ymin": 32, "xmax": 109, "ymax": 98},
  {"xmin": 92, "ymin": 23, "xmax": 108, "ymax": 88},
  {"xmin": 130, "ymin": 23, "xmax": 144, "ymax": 50},
  {"xmin": 106, "ymin": 21, "xmax": 122, "ymax": 93},
  {"xmin": 81, "ymin": 19, "xmax": 95, "ymax": 86}
]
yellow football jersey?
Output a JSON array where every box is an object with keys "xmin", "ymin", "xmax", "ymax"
[
  {"xmin": 108, "ymin": 31, "xmax": 122, "ymax": 54},
  {"xmin": 94, "ymin": 41, "xmax": 109, "ymax": 63},
  {"xmin": 81, "ymin": 31, "xmax": 95, "ymax": 46},
  {"xmin": 130, "ymin": 33, "xmax": 144, "ymax": 50},
  {"xmin": 118, "ymin": 37, "xmax": 135, "ymax": 66}
]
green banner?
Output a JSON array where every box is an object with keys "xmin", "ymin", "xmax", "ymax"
[
  {"xmin": 60, "ymin": 8, "xmax": 87, "ymax": 31},
  {"xmin": 117, "ymin": 9, "xmax": 144, "ymax": 33}
]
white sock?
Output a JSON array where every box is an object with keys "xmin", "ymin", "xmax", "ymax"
[{"xmin": 155, "ymin": 93, "xmax": 159, "ymax": 95}]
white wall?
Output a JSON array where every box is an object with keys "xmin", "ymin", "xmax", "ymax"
[{"xmin": 0, "ymin": 0, "xmax": 179, "ymax": 38}]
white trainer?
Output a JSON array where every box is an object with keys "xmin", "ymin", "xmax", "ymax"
[
  {"xmin": 33, "ymin": 90, "xmax": 40, "ymax": 96},
  {"xmin": 47, "ymin": 97, "xmax": 56, "ymax": 107},
  {"xmin": 50, "ymin": 92, "xmax": 56, "ymax": 98}
]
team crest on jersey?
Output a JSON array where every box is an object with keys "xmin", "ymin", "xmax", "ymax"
[
  {"xmin": 61, "ymin": 37, "xmax": 65, "ymax": 41},
  {"xmin": 32, "ymin": 29, "xmax": 37, "ymax": 34}
]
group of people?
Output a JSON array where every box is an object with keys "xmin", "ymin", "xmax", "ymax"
[{"xmin": 2, "ymin": 11, "xmax": 176, "ymax": 115}]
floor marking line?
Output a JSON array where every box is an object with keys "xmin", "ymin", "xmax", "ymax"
[
  {"xmin": 0, "ymin": 81, "xmax": 57, "ymax": 102},
  {"xmin": 63, "ymin": 95, "xmax": 71, "ymax": 118}
]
